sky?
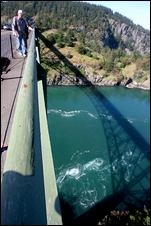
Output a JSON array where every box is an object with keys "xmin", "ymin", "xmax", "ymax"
[{"xmin": 82, "ymin": 1, "xmax": 150, "ymax": 30}]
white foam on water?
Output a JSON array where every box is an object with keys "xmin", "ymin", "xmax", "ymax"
[
  {"xmin": 71, "ymin": 150, "xmax": 90, "ymax": 161},
  {"xmin": 56, "ymin": 157, "xmax": 113, "ymax": 211},
  {"xmin": 70, "ymin": 150, "xmax": 81, "ymax": 161},
  {"xmin": 83, "ymin": 158, "xmax": 104, "ymax": 171},
  {"xmin": 47, "ymin": 109, "xmax": 62, "ymax": 114},
  {"xmin": 61, "ymin": 110, "xmax": 81, "ymax": 117},
  {"xmin": 107, "ymin": 115, "xmax": 112, "ymax": 120},
  {"xmin": 57, "ymin": 158, "xmax": 105, "ymax": 185},
  {"xmin": 47, "ymin": 109, "xmax": 99, "ymax": 119},
  {"xmin": 127, "ymin": 119, "xmax": 133, "ymax": 124},
  {"xmin": 88, "ymin": 113, "xmax": 98, "ymax": 119},
  {"xmin": 99, "ymin": 113, "xmax": 113, "ymax": 121},
  {"xmin": 66, "ymin": 168, "xmax": 80, "ymax": 176},
  {"xmin": 127, "ymin": 117, "xmax": 149, "ymax": 124},
  {"xmin": 47, "ymin": 109, "xmax": 81, "ymax": 117}
]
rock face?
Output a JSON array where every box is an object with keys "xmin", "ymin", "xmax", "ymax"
[
  {"xmin": 47, "ymin": 70, "xmax": 150, "ymax": 90},
  {"xmin": 125, "ymin": 79, "xmax": 150, "ymax": 90},
  {"xmin": 109, "ymin": 19, "xmax": 150, "ymax": 55},
  {"xmin": 86, "ymin": 18, "xmax": 150, "ymax": 55}
]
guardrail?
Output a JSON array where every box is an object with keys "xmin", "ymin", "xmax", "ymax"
[{"xmin": 1, "ymin": 30, "xmax": 62, "ymax": 225}]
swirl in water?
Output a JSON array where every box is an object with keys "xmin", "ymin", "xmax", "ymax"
[
  {"xmin": 56, "ymin": 147, "xmax": 140, "ymax": 214},
  {"xmin": 56, "ymin": 157, "xmax": 109, "ymax": 213}
]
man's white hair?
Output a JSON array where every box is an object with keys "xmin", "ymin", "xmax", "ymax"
[{"xmin": 18, "ymin": 9, "xmax": 23, "ymax": 14}]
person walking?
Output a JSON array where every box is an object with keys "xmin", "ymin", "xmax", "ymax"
[{"xmin": 12, "ymin": 10, "xmax": 33, "ymax": 57}]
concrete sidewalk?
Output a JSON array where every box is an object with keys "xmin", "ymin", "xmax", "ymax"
[
  {"xmin": 1, "ymin": 58, "xmax": 25, "ymax": 178},
  {"xmin": 1, "ymin": 31, "xmax": 32, "ymax": 178}
]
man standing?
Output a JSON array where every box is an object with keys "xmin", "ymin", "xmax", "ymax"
[{"xmin": 12, "ymin": 10, "xmax": 33, "ymax": 57}]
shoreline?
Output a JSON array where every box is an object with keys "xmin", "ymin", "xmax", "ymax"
[
  {"xmin": 46, "ymin": 72, "xmax": 150, "ymax": 91},
  {"xmin": 46, "ymin": 81, "xmax": 150, "ymax": 91}
]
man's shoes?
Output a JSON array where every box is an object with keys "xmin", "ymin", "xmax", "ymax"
[
  {"xmin": 16, "ymin": 50, "xmax": 27, "ymax": 58},
  {"xmin": 22, "ymin": 53, "xmax": 27, "ymax": 57},
  {"xmin": 17, "ymin": 51, "xmax": 23, "ymax": 56}
]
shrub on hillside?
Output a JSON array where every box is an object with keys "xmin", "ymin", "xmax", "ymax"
[
  {"xmin": 78, "ymin": 45, "xmax": 92, "ymax": 57},
  {"xmin": 97, "ymin": 206, "xmax": 150, "ymax": 225},
  {"xmin": 103, "ymin": 59, "xmax": 114, "ymax": 72},
  {"xmin": 120, "ymin": 55, "xmax": 132, "ymax": 66},
  {"xmin": 47, "ymin": 34, "xmax": 56, "ymax": 45},
  {"xmin": 57, "ymin": 42, "xmax": 65, "ymax": 48},
  {"xmin": 86, "ymin": 50, "xmax": 93, "ymax": 57},
  {"xmin": 136, "ymin": 56, "xmax": 150, "ymax": 71},
  {"xmin": 66, "ymin": 52, "xmax": 73, "ymax": 59},
  {"xmin": 78, "ymin": 45, "xmax": 88, "ymax": 55},
  {"xmin": 66, "ymin": 41, "xmax": 75, "ymax": 47},
  {"xmin": 55, "ymin": 31, "xmax": 65, "ymax": 44}
]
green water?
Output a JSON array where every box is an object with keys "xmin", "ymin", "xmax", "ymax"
[{"xmin": 47, "ymin": 86, "xmax": 150, "ymax": 222}]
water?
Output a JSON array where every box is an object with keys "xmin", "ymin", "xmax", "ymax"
[{"xmin": 47, "ymin": 86, "xmax": 150, "ymax": 223}]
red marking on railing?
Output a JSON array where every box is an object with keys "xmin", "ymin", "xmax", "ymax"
[{"xmin": 23, "ymin": 84, "xmax": 28, "ymax": 88}]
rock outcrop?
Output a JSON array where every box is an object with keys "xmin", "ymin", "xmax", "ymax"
[
  {"xmin": 109, "ymin": 19, "xmax": 150, "ymax": 55},
  {"xmin": 47, "ymin": 67, "xmax": 150, "ymax": 90}
]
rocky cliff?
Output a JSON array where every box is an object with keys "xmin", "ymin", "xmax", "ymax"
[
  {"xmin": 47, "ymin": 64, "xmax": 150, "ymax": 90},
  {"xmin": 108, "ymin": 19, "xmax": 150, "ymax": 55},
  {"xmin": 85, "ymin": 18, "xmax": 150, "ymax": 55}
]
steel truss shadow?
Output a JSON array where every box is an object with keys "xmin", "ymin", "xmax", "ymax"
[{"xmin": 37, "ymin": 29, "xmax": 150, "ymax": 224}]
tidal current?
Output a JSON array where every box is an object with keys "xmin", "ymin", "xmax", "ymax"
[{"xmin": 47, "ymin": 86, "xmax": 150, "ymax": 223}]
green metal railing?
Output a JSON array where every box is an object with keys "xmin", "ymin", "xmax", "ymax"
[{"xmin": 1, "ymin": 30, "xmax": 62, "ymax": 225}]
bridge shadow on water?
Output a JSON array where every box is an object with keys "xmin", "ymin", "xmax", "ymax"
[{"xmin": 37, "ymin": 30, "xmax": 150, "ymax": 225}]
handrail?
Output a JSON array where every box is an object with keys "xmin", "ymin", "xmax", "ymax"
[{"xmin": 1, "ymin": 30, "xmax": 62, "ymax": 225}]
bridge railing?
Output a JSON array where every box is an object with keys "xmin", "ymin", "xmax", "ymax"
[{"xmin": 1, "ymin": 30, "xmax": 62, "ymax": 225}]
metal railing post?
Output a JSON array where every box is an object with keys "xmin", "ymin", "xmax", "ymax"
[{"xmin": 9, "ymin": 34, "xmax": 14, "ymax": 59}]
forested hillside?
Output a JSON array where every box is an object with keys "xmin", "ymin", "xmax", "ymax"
[
  {"xmin": 1, "ymin": 1, "xmax": 150, "ymax": 54},
  {"xmin": 1, "ymin": 1, "xmax": 150, "ymax": 89}
]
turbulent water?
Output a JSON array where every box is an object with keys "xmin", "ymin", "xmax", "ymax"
[{"xmin": 47, "ymin": 86, "xmax": 150, "ymax": 222}]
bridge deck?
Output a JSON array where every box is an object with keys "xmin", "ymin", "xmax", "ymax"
[{"xmin": 1, "ymin": 31, "xmax": 32, "ymax": 178}]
